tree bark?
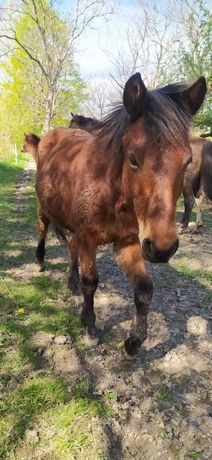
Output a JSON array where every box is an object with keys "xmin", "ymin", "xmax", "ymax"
[{"xmin": 42, "ymin": 87, "xmax": 55, "ymax": 133}]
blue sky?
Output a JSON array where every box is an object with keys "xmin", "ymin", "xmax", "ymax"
[{"xmin": 57, "ymin": 1, "xmax": 137, "ymax": 77}]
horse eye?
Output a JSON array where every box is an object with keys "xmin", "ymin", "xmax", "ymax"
[{"xmin": 128, "ymin": 155, "xmax": 139, "ymax": 170}]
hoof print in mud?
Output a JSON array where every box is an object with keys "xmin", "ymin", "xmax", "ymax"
[{"xmin": 124, "ymin": 338, "xmax": 141, "ymax": 356}]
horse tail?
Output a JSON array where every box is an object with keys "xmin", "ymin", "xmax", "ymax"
[
  {"xmin": 192, "ymin": 173, "xmax": 201, "ymax": 197},
  {"xmin": 201, "ymin": 140, "xmax": 212, "ymax": 201},
  {"xmin": 50, "ymin": 221, "xmax": 68, "ymax": 242}
]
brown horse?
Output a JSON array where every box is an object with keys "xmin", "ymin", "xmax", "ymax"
[
  {"xmin": 21, "ymin": 133, "xmax": 40, "ymax": 165},
  {"xmin": 36, "ymin": 73, "xmax": 206, "ymax": 355},
  {"xmin": 182, "ymin": 137, "xmax": 212, "ymax": 229}
]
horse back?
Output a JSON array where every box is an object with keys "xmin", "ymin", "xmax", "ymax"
[{"xmin": 38, "ymin": 127, "xmax": 92, "ymax": 163}]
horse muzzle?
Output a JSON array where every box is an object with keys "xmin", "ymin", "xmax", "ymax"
[{"xmin": 142, "ymin": 238, "xmax": 179, "ymax": 263}]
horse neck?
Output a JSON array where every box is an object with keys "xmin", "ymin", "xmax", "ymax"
[{"xmin": 93, "ymin": 137, "xmax": 125, "ymax": 205}]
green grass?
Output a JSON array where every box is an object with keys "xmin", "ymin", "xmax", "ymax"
[
  {"xmin": 0, "ymin": 157, "xmax": 26, "ymax": 227},
  {"xmin": 0, "ymin": 158, "xmax": 111, "ymax": 459},
  {"xmin": 174, "ymin": 259, "xmax": 212, "ymax": 290},
  {"xmin": 154, "ymin": 387, "xmax": 173, "ymax": 402},
  {"xmin": 187, "ymin": 450, "xmax": 204, "ymax": 458},
  {"xmin": 0, "ymin": 376, "xmax": 111, "ymax": 459}
]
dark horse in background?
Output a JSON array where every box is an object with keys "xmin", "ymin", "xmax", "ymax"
[
  {"xmin": 69, "ymin": 114, "xmax": 212, "ymax": 230},
  {"xmin": 69, "ymin": 112, "xmax": 101, "ymax": 132},
  {"xmin": 36, "ymin": 73, "xmax": 206, "ymax": 355},
  {"xmin": 182, "ymin": 137, "xmax": 212, "ymax": 229}
]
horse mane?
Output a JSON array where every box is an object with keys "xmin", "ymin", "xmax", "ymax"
[
  {"xmin": 97, "ymin": 83, "xmax": 193, "ymax": 154},
  {"xmin": 25, "ymin": 133, "xmax": 40, "ymax": 146}
]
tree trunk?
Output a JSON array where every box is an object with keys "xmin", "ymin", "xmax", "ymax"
[{"xmin": 42, "ymin": 87, "xmax": 55, "ymax": 133}]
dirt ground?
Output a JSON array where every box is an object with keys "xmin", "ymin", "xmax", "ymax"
[{"xmin": 3, "ymin": 160, "xmax": 212, "ymax": 459}]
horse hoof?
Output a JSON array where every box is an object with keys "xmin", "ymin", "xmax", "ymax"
[
  {"xmin": 83, "ymin": 328, "xmax": 99, "ymax": 346},
  {"xmin": 39, "ymin": 265, "xmax": 45, "ymax": 272},
  {"xmin": 124, "ymin": 338, "xmax": 140, "ymax": 356},
  {"xmin": 192, "ymin": 226, "xmax": 203, "ymax": 235},
  {"xmin": 36, "ymin": 258, "xmax": 45, "ymax": 272}
]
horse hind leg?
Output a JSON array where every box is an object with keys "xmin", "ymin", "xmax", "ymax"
[
  {"xmin": 195, "ymin": 194, "xmax": 204, "ymax": 230},
  {"xmin": 115, "ymin": 241, "xmax": 153, "ymax": 356},
  {"xmin": 67, "ymin": 234, "xmax": 80, "ymax": 295},
  {"xmin": 36, "ymin": 208, "xmax": 49, "ymax": 271},
  {"xmin": 181, "ymin": 184, "xmax": 195, "ymax": 229}
]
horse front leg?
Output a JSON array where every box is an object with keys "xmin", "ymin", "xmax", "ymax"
[
  {"xmin": 116, "ymin": 241, "xmax": 153, "ymax": 356},
  {"xmin": 36, "ymin": 204, "xmax": 49, "ymax": 271},
  {"xmin": 79, "ymin": 239, "xmax": 99, "ymax": 342}
]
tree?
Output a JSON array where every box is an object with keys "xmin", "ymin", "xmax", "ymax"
[
  {"xmin": 0, "ymin": 12, "xmax": 86, "ymax": 153},
  {"xmin": 105, "ymin": 0, "xmax": 211, "ymax": 135},
  {"xmin": 105, "ymin": 0, "xmax": 182, "ymax": 88},
  {"xmin": 82, "ymin": 77, "xmax": 118, "ymax": 119},
  {"xmin": 174, "ymin": 0, "xmax": 212, "ymax": 135},
  {"xmin": 0, "ymin": 0, "xmax": 113, "ymax": 132}
]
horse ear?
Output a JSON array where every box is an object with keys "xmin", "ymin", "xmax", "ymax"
[
  {"xmin": 123, "ymin": 73, "xmax": 148, "ymax": 121},
  {"xmin": 71, "ymin": 112, "xmax": 75, "ymax": 119},
  {"xmin": 182, "ymin": 76, "xmax": 207, "ymax": 115}
]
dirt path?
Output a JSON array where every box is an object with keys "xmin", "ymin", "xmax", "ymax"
[{"xmin": 5, "ymin": 161, "xmax": 212, "ymax": 459}]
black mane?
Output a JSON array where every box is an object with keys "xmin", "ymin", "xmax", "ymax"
[{"xmin": 98, "ymin": 82, "xmax": 192, "ymax": 153}]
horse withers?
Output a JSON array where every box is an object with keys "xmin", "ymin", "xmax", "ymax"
[{"xmin": 36, "ymin": 73, "xmax": 206, "ymax": 355}]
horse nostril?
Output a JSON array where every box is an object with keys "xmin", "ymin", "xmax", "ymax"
[
  {"xmin": 142, "ymin": 237, "xmax": 179, "ymax": 263},
  {"xmin": 143, "ymin": 238, "xmax": 153, "ymax": 258}
]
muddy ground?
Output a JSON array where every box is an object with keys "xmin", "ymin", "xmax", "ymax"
[{"xmin": 2, "ymin": 160, "xmax": 212, "ymax": 459}]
